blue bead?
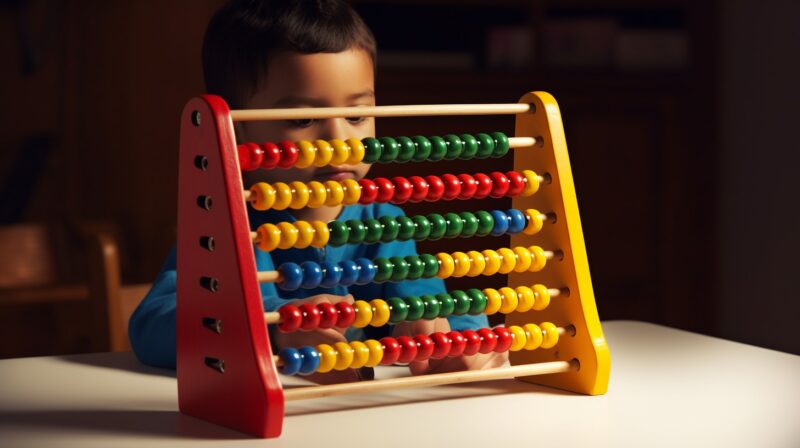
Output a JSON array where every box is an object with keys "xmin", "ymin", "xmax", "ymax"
[
  {"xmin": 339, "ymin": 260, "xmax": 359, "ymax": 286},
  {"xmin": 298, "ymin": 346, "xmax": 320, "ymax": 375},
  {"xmin": 506, "ymin": 209, "xmax": 527, "ymax": 234},
  {"xmin": 278, "ymin": 262, "xmax": 303, "ymax": 290},
  {"xmin": 300, "ymin": 261, "xmax": 323, "ymax": 289},
  {"xmin": 490, "ymin": 210, "xmax": 510, "ymax": 236},
  {"xmin": 279, "ymin": 347, "xmax": 302, "ymax": 375},
  {"xmin": 320, "ymin": 261, "xmax": 342, "ymax": 288},
  {"xmin": 355, "ymin": 258, "xmax": 377, "ymax": 285}
]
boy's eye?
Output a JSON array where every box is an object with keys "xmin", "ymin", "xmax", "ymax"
[
  {"xmin": 288, "ymin": 118, "xmax": 315, "ymax": 128},
  {"xmin": 346, "ymin": 116, "xmax": 366, "ymax": 125}
]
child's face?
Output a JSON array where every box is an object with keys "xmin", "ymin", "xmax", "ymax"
[{"xmin": 239, "ymin": 48, "xmax": 375, "ymax": 186}]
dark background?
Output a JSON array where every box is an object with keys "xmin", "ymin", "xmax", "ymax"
[{"xmin": 1, "ymin": 0, "xmax": 798, "ymax": 357}]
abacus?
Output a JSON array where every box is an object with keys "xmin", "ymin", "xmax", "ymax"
[{"xmin": 177, "ymin": 91, "xmax": 610, "ymax": 438}]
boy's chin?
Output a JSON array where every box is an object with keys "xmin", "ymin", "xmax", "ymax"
[{"xmin": 313, "ymin": 170, "xmax": 358, "ymax": 182}]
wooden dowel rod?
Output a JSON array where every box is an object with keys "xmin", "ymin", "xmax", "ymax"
[
  {"xmin": 230, "ymin": 103, "xmax": 532, "ymax": 122},
  {"xmin": 282, "ymin": 360, "xmax": 577, "ymax": 401}
]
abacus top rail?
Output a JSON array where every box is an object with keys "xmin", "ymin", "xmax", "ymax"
[{"xmin": 229, "ymin": 103, "xmax": 533, "ymax": 122}]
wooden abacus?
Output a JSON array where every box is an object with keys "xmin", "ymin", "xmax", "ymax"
[{"xmin": 176, "ymin": 91, "xmax": 610, "ymax": 438}]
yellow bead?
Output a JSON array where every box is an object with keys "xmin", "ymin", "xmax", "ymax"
[
  {"xmin": 512, "ymin": 247, "xmax": 532, "ymax": 272},
  {"xmin": 333, "ymin": 341, "xmax": 355, "ymax": 370},
  {"xmin": 369, "ymin": 299, "xmax": 391, "ymax": 327},
  {"xmin": 529, "ymin": 245, "xmax": 547, "ymax": 272},
  {"xmin": 523, "ymin": 209, "xmax": 544, "ymax": 235},
  {"xmin": 316, "ymin": 344, "xmax": 337, "ymax": 373},
  {"xmin": 522, "ymin": 170, "xmax": 540, "ymax": 196},
  {"xmin": 481, "ymin": 250, "xmax": 501, "ymax": 276},
  {"xmin": 466, "ymin": 251, "xmax": 486, "ymax": 277},
  {"xmin": 277, "ymin": 222, "xmax": 298, "ymax": 250},
  {"xmin": 522, "ymin": 324, "xmax": 543, "ymax": 350},
  {"xmin": 451, "ymin": 251, "xmax": 471, "ymax": 278},
  {"xmin": 313, "ymin": 139, "xmax": 334, "ymax": 167},
  {"xmin": 540, "ymin": 322, "xmax": 559, "ymax": 349},
  {"xmin": 532, "ymin": 284, "xmax": 551, "ymax": 311},
  {"xmin": 436, "ymin": 253, "xmax": 455, "ymax": 279},
  {"xmin": 352, "ymin": 300, "xmax": 373, "ymax": 328},
  {"xmin": 289, "ymin": 181, "xmax": 310, "ymax": 209},
  {"xmin": 340, "ymin": 178, "xmax": 361, "ymax": 205},
  {"xmin": 349, "ymin": 341, "xmax": 370, "ymax": 369},
  {"xmin": 250, "ymin": 182, "xmax": 276, "ymax": 211},
  {"xmin": 498, "ymin": 287, "xmax": 518, "ymax": 314},
  {"xmin": 296, "ymin": 140, "xmax": 317, "ymax": 168},
  {"xmin": 310, "ymin": 221, "xmax": 330, "ymax": 247},
  {"xmin": 346, "ymin": 138, "xmax": 365, "ymax": 164},
  {"xmin": 256, "ymin": 223, "xmax": 281, "ymax": 252},
  {"xmin": 307, "ymin": 181, "xmax": 327, "ymax": 208},
  {"xmin": 272, "ymin": 182, "xmax": 292, "ymax": 210},
  {"xmin": 364, "ymin": 339, "xmax": 384, "ymax": 367},
  {"xmin": 324, "ymin": 181, "xmax": 344, "ymax": 206},
  {"xmin": 497, "ymin": 247, "xmax": 517, "ymax": 274},
  {"xmin": 508, "ymin": 325, "xmax": 527, "ymax": 351},
  {"xmin": 330, "ymin": 139, "xmax": 351, "ymax": 165},
  {"xmin": 294, "ymin": 221, "xmax": 315, "ymax": 249},
  {"xmin": 515, "ymin": 286, "xmax": 535, "ymax": 312},
  {"xmin": 483, "ymin": 288, "xmax": 503, "ymax": 315}
]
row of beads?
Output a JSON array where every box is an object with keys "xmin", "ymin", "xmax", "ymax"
[
  {"xmin": 276, "ymin": 285, "xmax": 552, "ymax": 333},
  {"xmin": 276, "ymin": 246, "xmax": 548, "ymax": 290},
  {"xmin": 237, "ymin": 132, "xmax": 510, "ymax": 171},
  {"xmin": 254, "ymin": 208, "xmax": 545, "ymax": 252},
  {"xmin": 278, "ymin": 323, "xmax": 560, "ymax": 376},
  {"xmin": 248, "ymin": 170, "xmax": 541, "ymax": 211}
]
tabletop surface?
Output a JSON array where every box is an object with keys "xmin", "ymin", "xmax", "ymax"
[{"xmin": 1, "ymin": 321, "xmax": 798, "ymax": 448}]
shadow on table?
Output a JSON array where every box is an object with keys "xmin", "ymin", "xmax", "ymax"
[{"xmin": 58, "ymin": 352, "xmax": 175, "ymax": 378}]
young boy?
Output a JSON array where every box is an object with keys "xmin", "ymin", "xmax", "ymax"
[{"xmin": 129, "ymin": 0, "xmax": 506, "ymax": 383}]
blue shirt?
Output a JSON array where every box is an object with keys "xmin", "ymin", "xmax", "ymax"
[{"xmin": 129, "ymin": 202, "xmax": 487, "ymax": 368}]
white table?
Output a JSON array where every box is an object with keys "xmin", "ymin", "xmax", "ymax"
[{"xmin": 1, "ymin": 321, "xmax": 798, "ymax": 448}]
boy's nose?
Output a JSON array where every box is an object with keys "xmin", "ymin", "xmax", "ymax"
[{"xmin": 318, "ymin": 118, "xmax": 348, "ymax": 141}]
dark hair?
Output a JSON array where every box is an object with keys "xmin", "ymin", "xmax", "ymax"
[{"xmin": 202, "ymin": 0, "xmax": 376, "ymax": 108}]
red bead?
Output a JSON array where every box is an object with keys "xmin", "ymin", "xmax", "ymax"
[
  {"xmin": 473, "ymin": 173, "xmax": 493, "ymax": 199},
  {"xmin": 277, "ymin": 140, "xmax": 299, "ymax": 169},
  {"xmin": 334, "ymin": 301, "xmax": 355, "ymax": 328},
  {"xmin": 429, "ymin": 332, "xmax": 451, "ymax": 359},
  {"xmin": 441, "ymin": 173, "xmax": 461, "ymax": 200},
  {"xmin": 380, "ymin": 337, "xmax": 401, "ymax": 365},
  {"xmin": 457, "ymin": 174, "xmax": 477, "ymax": 199},
  {"xmin": 260, "ymin": 142, "xmax": 281, "ymax": 169},
  {"xmin": 277, "ymin": 305, "xmax": 302, "ymax": 332},
  {"xmin": 238, "ymin": 143, "xmax": 263, "ymax": 171},
  {"xmin": 413, "ymin": 334, "xmax": 435, "ymax": 362},
  {"xmin": 489, "ymin": 171, "xmax": 510, "ymax": 198},
  {"xmin": 358, "ymin": 179, "xmax": 378, "ymax": 204},
  {"xmin": 477, "ymin": 328, "xmax": 498, "ymax": 354},
  {"xmin": 425, "ymin": 175, "xmax": 445, "ymax": 202},
  {"xmin": 493, "ymin": 327, "xmax": 513, "ymax": 353},
  {"xmin": 396, "ymin": 336, "xmax": 418, "ymax": 363},
  {"xmin": 373, "ymin": 177, "xmax": 395, "ymax": 203},
  {"xmin": 408, "ymin": 176, "xmax": 429, "ymax": 202},
  {"xmin": 447, "ymin": 331, "xmax": 466, "ymax": 357},
  {"xmin": 298, "ymin": 303, "xmax": 321, "ymax": 331},
  {"xmin": 391, "ymin": 176, "xmax": 413, "ymax": 204},
  {"xmin": 461, "ymin": 330, "xmax": 481, "ymax": 356},
  {"xmin": 505, "ymin": 171, "xmax": 526, "ymax": 197},
  {"xmin": 316, "ymin": 302, "xmax": 338, "ymax": 329}
]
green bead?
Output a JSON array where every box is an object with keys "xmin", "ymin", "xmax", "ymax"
[
  {"xmin": 443, "ymin": 134, "xmax": 463, "ymax": 160},
  {"xmin": 387, "ymin": 297, "xmax": 409, "ymax": 323},
  {"xmin": 451, "ymin": 290, "xmax": 471, "ymax": 315},
  {"xmin": 491, "ymin": 132, "xmax": 510, "ymax": 158},
  {"xmin": 379, "ymin": 216, "xmax": 400, "ymax": 242},
  {"xmin": 404, "ymin": 255, "xmax": 424, "ymax": 280},
  {"xmin": 396, "ymin": 136, "xmax": 415, "ymax": 163},
  {"xmin": 328, "ymin": 221, "xmax": 349, "ymax": 246},
  {"xmin": 363, "ymin": 137, "xmax": 382, "ymax": 163},
  {"xmin": 412, "ymin": 136, "xmax": 432, "ymax": 161},
  {"xmin": 346, "ymin": 219, "xmax": 366, "ymax": 244},
  {"xmin": 437, "ymin": 293, "xmax": 455, "ymax": 317},
  {"xmin": 363, "ymin": 219, "xmax": 383, "ymax": 244},
  {"xmin": 460, "ymin": 134, "xmax": 478, "ymax": 159},
  {"xmin": 374, "ymin": 257, "xmax": 394, "ymax": 283},
  {"xmin": 421, "ymin": 294, "xmax": 441, "ymax": 320},
  {"xmin": 412, "ymin": 215, "xmax": 431, "ymax": 241},
  {"xmin": 389, "ymin": 256, "xmax": 409, "ymax": 281},
  {"xmin": 443, "ymin": 212, "xmax": 463, "ymax": 238},
  {"xmin": 459, "ymin": 212, "xmax": 478, "ymax": 238},
  {"xmin": 420, "ymin": 254, "xmax": 440, "ymax": 278},
  {"xmin": 475, "ymin": 133, "xmax": 495, "ymax": 159},
  {"xmin": 379, "ymin": 137, "xmax": 400, "ymax": 162},
  {"xmin": 426, "ymin": 213, "xmax": 447, "ymax": 240},
  {"xmin": 466, "ymin": 288, "xmax": 488, "ymax": 314},
  {"xmin": 396, "ymin": 216, "xmax": 416, "ymax": 240},
  {"xmin": 429, "ymin": 136, "xmax": 447, "ymax": 161},
  {"xmin": 405, "ymin": 296, "xmax": 425, "ymax": 321},
  {"xmin": 474, "ymin": 210, "xmax": 494, "ymax": 236}
]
